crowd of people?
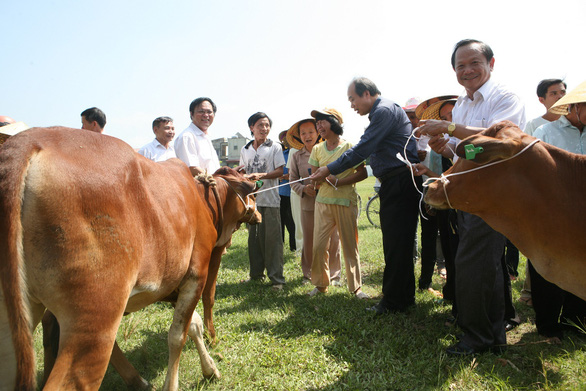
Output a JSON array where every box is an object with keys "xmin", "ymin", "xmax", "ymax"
[{"xmin": 3, "ymin": 37, "xmax": 585, "ymax": 357}]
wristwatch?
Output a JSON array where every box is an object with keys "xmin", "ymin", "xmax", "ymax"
[{"xmin": 447, "ymin": 122, "xmax": 456, "ymax": 137}]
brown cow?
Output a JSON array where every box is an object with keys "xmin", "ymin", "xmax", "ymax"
[
  {"xmin": 424, "ymin": 121, "xmax": 586, "ymax": 300},
  {"xmin": 0, "ymin": 127, "xmax": 261, "ymax": 390}
]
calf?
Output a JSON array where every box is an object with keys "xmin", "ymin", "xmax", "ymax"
[
  {"xmin": 0, "ymin": 127, "xmax": 260, "ymax": 390},
  {"xmin": 424, "ymin": 121, "xmax": 586, "ymax": 301}
]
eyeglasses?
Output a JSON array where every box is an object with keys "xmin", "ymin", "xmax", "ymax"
[{"xmin": 195, "ymin": 110, "xmax": 214, "ymax": 116}]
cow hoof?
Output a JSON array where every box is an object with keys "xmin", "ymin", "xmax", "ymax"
[
  {"xmin": 203, "ymin": 369, "xmax": 221, "ymax": 380},
  {"xmin": 128, "ymin": 377, "xmax": 151, "ymax": 390}
]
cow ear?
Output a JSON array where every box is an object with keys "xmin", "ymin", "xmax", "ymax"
[{"xmin": 455, "ymin": 134, "xmax": 522, "ymax": 164}]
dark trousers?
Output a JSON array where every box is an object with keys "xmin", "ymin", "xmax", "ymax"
[
  {"xmin": 379, "ymin": 171, "xmax": 422, "ymax": 311},
  {"xmin": 455, "ymin": 211, "xmax": 506, "ymax": 350},
  {"xmin": 505, "ymin": 239, "xmax": 519, "ymax": 277},
  {"xmin": 280, "ymin": 195, "xmax": 296, "ymax": 251},
  {"xmin": 419, "ymin": 209, "xmax": 438, "ymax": 290},
  {"xmin": 529, "ymin": 261, "xmax": 586, "ymax": 338},
  {"xmin": 501, "ymin": 251, "xmax": 520, "ymax": 325},
  {"xmin": 437, "ymin": 209, "xmax": 458, "ymax": 312}
]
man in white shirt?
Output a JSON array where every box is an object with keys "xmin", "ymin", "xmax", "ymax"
[
  {"xmin": 138, "ymin": 116, "xmax": 176, "ymax": 162},
  {"xmin": 174, "ymin": 97, "xmax": 221, "ymax": 176},
  {"xmin": 418, "ymin": 39, "xmax": 525, "ymax": 356},
  {"xmin": 524, "ymin": 79, "xmax": 567, "ymax": 136}
]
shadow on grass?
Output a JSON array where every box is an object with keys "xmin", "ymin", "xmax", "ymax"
[{"xmin": 211, "ymin": 270, "xmax": 586, "ymax": 390}]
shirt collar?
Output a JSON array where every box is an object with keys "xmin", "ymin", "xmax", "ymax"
[
  {"xmin": 368, "ymin": 97, "xmax": 382, "ymax": 120},
  {"xmin": 189, "ymin": 122, "xmax": 207, "ymax": 136},
  {"xmin": 459, "ymin": 78, "xmax": 495, "ymax": 103}
]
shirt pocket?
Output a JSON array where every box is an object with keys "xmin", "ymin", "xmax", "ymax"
[{"xmin": 470, "ymin": 119, "xmax": 485, "ymax": 128}]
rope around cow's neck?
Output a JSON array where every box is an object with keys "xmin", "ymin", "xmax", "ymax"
[
  {"xmin": 195, "ymin": 173, "xmax": 224, "ymax": 242},
  {"xmin": 421, "ymin": 138, "xmax": 541, "ymax": 209},
  {"xmin": 219, "ymin": 177, "xmax": 258, "ymax": 224}
]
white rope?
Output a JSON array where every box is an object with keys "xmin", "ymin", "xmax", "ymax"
[
  {"xmin": 422, "ymin": 138, "xmax": 541, "ymax": 209},
  {"xmin": 248, "ymin": 177, "xmax": 307, "ymax": 196}
]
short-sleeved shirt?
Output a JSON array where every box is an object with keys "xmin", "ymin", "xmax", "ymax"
[
  {"xmin": 533, "ymin": 116, "xmax": 586, "ymax": 154},
  {"xmin": 240, "ymin": 139, "xmax": 285, "ymax": 208},
  {"xmin": 138, "ymin": 138, "xmax": 176, "ymax": 162},
  {"xmin": 174, "ymin": 123, "xmax": 220, "ymax": 173},
  {"xmin": 524, "ymin": 116, "xmax": 549, "ymax": 136},
  {"xmin": 309, "ymin": 139, "xmax": 362, "ymax": 207}
]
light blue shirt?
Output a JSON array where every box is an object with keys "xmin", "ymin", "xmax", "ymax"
[{"xmin": 533, "ymin": 116, "xmax": 586, "ymax": 155}]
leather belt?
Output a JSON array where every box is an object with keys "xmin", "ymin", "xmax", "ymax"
[{"xmin": 377, "ymin": 166, "xmax": 409, "ymax": 183}]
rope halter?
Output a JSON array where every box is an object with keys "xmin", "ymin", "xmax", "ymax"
[{"xmin": 422, "ymin": 138, "xmax": 541, "ymax": 209}]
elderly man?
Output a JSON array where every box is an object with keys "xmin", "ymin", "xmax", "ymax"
[
  {"xmin": 138, "ymin": 116, "xmax": 176, "ymax": 162},
  {"xmin": 311, "ymin": 77, "xmax": 421, "ymax": 314},
  {"xmin": 174, "ymin": 97, "xmax": 221, "ymax": 176},
  {"xmin": 81, "ymin": 107, "xmax": 107, "ymax": 133},
  {"xmin": 418, "ymin": 39, "xmax": 525, "ymax": 355}
]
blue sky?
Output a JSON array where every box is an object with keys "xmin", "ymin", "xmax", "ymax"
[{"xmin": 2, "ymin": 0, "xmax": 585, "ymax": 148}]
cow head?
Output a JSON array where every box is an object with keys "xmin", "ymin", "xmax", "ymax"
[
  {"xmin": 424, "ymin": 121, "xmax": 537, "ymax": 212},
  {"xmin": 214, "ymin": 167, "xmax": 262, "ymax": 226}
]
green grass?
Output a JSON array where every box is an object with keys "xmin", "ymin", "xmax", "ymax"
[{"xmin": 34, "ymin": 177, "xmax": 586, "ymax": 390}]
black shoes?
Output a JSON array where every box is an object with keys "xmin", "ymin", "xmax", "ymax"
[
  {"xmin": 446, "ymin": 341, "xmax": 506, "ymax": 356},
  {"xmin": 366, "ymin": 302, "xmax": 410, "ymax": 316}
]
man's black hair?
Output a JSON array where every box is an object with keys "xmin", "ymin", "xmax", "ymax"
[
  {"xmin": 189, "ymin": 97, "xmax": 217, "ymax": 115},
  {"xmin": 536, "ymin": 79, "xmax": 567, "ymax": 99},
  {"xmin": 80, "ymin": 107, "xmax": 107, "ymax": 128},
  {"xmin": 451, "ymin": 39, "xmax": 494, "ymax": 69}
]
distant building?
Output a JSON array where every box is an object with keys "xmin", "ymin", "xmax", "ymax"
[{"xmin": 212, "ymin": 132, "xmax": 250, "ymax": 166}]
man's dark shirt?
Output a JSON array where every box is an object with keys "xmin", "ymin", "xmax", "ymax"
[{"xmin": 327, "ymin": 97, "xmax": 419, "ymax": 178}]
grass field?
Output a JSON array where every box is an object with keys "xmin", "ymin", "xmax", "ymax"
[{"xmin": 34, "ymin": 176, "xmax": 586, "ymax": 390}]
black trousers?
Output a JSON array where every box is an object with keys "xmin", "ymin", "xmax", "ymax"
[
  {"xmin": 419, "ymin": 209, "xmax": 438, "ymax": 290},
  {"xmin": 529, "ymin": 261, "xmax": 586, "ymax": 338},
  {"xmin": 280, "ymin": 195, "xmax": 296, "ymax": 252},
  {"xmin": 455, "ymin": 211, "xmax": 506, "ymax": 350},
  {"xmin": 436, "ymin": 209, "xmax": 458, "ymax": 312},
  {"xmin": 379, "ymin": 171, "xmax": 422, "ymax": 311}
]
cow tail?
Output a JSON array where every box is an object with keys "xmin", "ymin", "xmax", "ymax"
[{"xmin": 0, "ymin": 150, "xmax": 36, "ymax": 390}]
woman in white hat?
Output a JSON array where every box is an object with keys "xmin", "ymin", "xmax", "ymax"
[{"xmin": 307, "ymin": 108, "xmax": 369, "ymax": 299}]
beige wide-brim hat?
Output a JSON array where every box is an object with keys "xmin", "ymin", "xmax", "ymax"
[
  {"xmin": 415, "ymin": 95, "xmax": 458, "ymax": 119},
  {"xmin": 550, "ymin": 80, "xmax": 586, "ymax": 115},
  {"xmin": 286, "ymin": 118, "xmax": 318, "ymax": 150},
  {"xmin": 419, "ymin": 99, "xmax": 457, "ymax": 120},
  {"xmin": 0, "ymin": 122, "xmax": 30, "ymax": 145},
  {"xmin": 310, "ymin": 107, "xmax": 344, "ymax": 125}
]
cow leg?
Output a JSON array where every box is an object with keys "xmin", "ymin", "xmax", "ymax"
[
  {"xmin": 110, "ymin": 341, "xmax": 150, "ymax": 390},
  {"xmin": 43, "ymin": 314, "xmax": 122, "ymax": 390},
  {"xmin": 162, "ymin": 278, "xmax": 219, "ymax": 391},
  {"xmin": 202, "ymin": 246, "xmax": 225, "ymax": 345},
  {"xmin": 187, "ymin": 310, "xmax": 221, "ymax": 379}
]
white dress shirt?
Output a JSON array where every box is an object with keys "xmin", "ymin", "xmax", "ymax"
[
  {"xmin": 138, "ymin": 139, "xmax": 176, "ymax": 162},
  {"xmin": 174, "ymin": 122, "xmax": 220, "ymax": 173}
]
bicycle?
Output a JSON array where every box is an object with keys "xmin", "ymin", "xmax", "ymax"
[{"xmin": 366, "ymin": 193, "xmax": 380, "ymax": 228}]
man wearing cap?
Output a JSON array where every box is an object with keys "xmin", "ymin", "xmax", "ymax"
[
  {"xmin": 311, "ymin": 77, "xmax": 422, "ymax": 313},
  {"xmin": 175, "ymin": 97, "xmax": 221, "ymax": 176},
  {"xmin": 418, "ymin": 39, "xmax": 525, "ymax": 355},
  {"xmin": 530, "ymin": 81, "xmax": 586, "ymax": 339}
]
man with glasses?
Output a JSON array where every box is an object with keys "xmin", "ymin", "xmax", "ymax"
[{"xmin": 175, "ymin": 97, "xmax": 221, "ymax": 176}]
